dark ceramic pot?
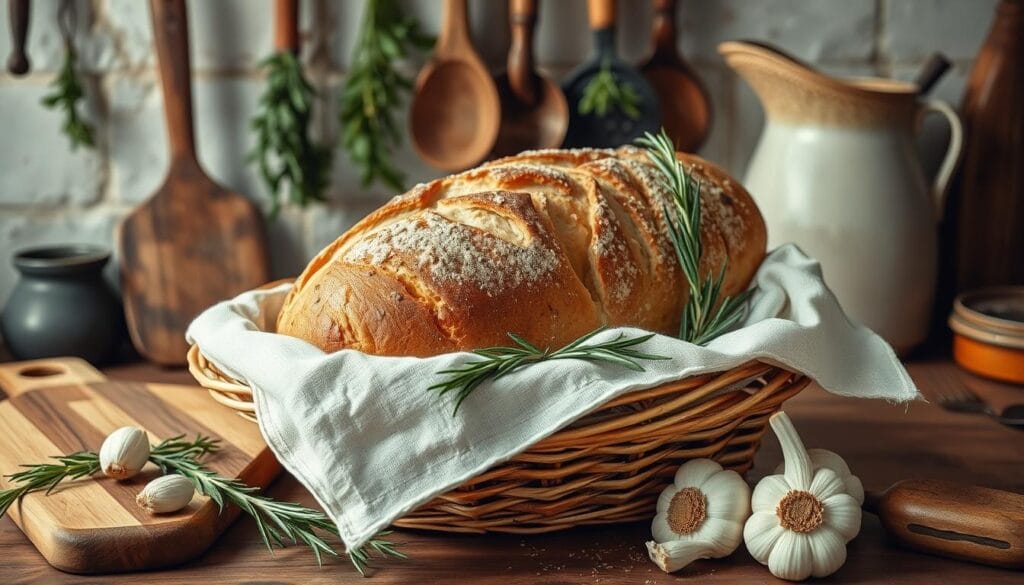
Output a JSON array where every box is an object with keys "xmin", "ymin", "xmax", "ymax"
[{"xmin": 1, "ymin": 245, "xmax": 124, "ymax": 364}]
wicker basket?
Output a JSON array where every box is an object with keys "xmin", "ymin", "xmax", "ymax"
[{"xmin": 187, "ymin": 344, "xmax": 807, "ymax": 534}]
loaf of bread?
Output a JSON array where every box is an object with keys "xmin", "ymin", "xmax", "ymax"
[{"xmin": 277, "ymin": 147, "xmax": 766, "ymax": 356}]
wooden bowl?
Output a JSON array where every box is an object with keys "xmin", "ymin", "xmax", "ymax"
[{"xmin": 949, "ymin": 287, "xmax": 1024, "ymax": 384}]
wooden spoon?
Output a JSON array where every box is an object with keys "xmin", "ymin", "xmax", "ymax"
[
  {"xmin": 561, "ymin": 0, "xmax": 660, "ymax": 148},
  {"xmin": 491, "ymin": 0, "xmax": 568, "ymax": 158},
  {"xmin": 273, "ymin": 0, "xmax": 298, "ymax": 54},
  {"xmin": 639, "ymin": 0, "xmax": 710, "ymax": 153},
  {"xmin": 6, "ymin": 0, "xmax": 30, "ymax": 75},
  {"xmin": 410, "ymin": 0, "xmax": 500, "ymax": 171},
  {"xmin": 866, "ymin": 479, "xmax": 1024, "ymax": 569},
  {"xmin": 118, "ymin": 0, "xmax": 270, "ymax": 366}
]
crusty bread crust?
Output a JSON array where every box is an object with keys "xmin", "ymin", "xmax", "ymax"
[{"xmin": 277, "ymin": 147, "xmax": 766, "ymax": 356}]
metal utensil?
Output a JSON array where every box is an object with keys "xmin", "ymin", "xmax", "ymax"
[
  {"xmin": 640, "ymin": 0, "xmax": 710, "ymax": 152},
  {"xmin": 491, "ymin": 0, "xmax": 568, "ymax": 157},
  {"xmin": 409, "ymin": 0, "xmax": 500, "ymax": 171},
  {"xmin": 932, "ymin": 378, "xmax": 1024, "ymax": 429},
  {"xmin": 561, "ymin": 0, "xmax": 660, "ymax": 148}
]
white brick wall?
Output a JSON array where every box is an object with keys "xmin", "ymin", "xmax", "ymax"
[{"xmin": 0, "ymin": 0, "xmax": 1001, "ymax": 306}]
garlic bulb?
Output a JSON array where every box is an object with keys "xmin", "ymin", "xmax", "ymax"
[
  {"xmin": 646, "ymin": 459, "xmax": 751, "ymax": 573},
  {"xmin": 744, "ymin": 412, "xmax": 862, "ymax": 581},
  {"xmin": 774, "ymin": 448, "xmax": 864, "ymax": 505},
  {"xmin": 136, "ymin": 475, "xmax": 195, "ymax": 514},
  {"xmin": 99, "ymin": 427, "xmax": 151, "ymax": 479}
]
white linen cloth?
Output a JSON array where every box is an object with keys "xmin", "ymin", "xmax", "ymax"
[{"xmin": 186, "ymin": 244, "xmax": 918, "ymax": 552}]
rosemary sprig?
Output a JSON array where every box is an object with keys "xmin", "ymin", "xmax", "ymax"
[
  {"xmin": 637, "ymin": 130, "xmax": 754, "ymax": 345},
  {"xmin": 250, "ymin": 51, "xmax": 333, "ymax": 218},
  {"xmin": 578, "ymin": 59, "xmax": 641, "ymax": 120},
  {"xmin": 0, "ymin": 451, "xmax": 100, "ymax": 517},
  {"xmin": 0, "ymin": 434, "xmax": 404, "ymax": 574},
  {"xmin": 41, "ymin": 42, "xmax": 95, "ymax": 151},
  {"xmin": 430, "ymin": 327, "xmax": 669, "ymax": 413},
  {"xmin": 341, "ymin": 0, "xmax": 433, "ymax": 191}
]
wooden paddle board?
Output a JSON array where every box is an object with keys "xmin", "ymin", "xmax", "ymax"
[{"xmin": 0, "ymin": 358, "xmax": 281, "ymax": 574}]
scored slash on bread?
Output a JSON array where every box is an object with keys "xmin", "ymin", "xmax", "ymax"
[{"xmin": 277, "ymin": 147, "xmax": 767, "ymax": 356}]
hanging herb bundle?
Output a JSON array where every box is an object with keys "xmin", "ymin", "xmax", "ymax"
[
  {"xmin": 577, "ymin": 59, "xmax": 641, "ymax": 120},
  {"xmin": 250, "ymin": 50, "xmax": 333, "ymax": 218},
  {"xmin": 341, "ymin": 0, "xmax": 433, "ymax": 191},
  {"xmin": 41, "ymin": 1, "xmax": 94, "ymax": 150}
]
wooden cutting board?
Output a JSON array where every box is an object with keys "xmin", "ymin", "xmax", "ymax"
[{"xmin": 0, "ymin": 357, "xmax": 281, "ymax": 574}]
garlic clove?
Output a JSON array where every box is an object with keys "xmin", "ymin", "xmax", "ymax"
[
  {"xmin": 673, "ymin": 458, "xmax": 721, "ymax": 490},
  {"xmin": 743, "ymin": 511, "xmax": 784, "ymax": 563},
  {"xmin": 701, "ymin": 471, "xmax": 750, "ymax": 523},
  {"xmin": 751, "ymin": 474, "xmax": 790, "ymax": 513},
  {"xmin": 775, "ymin": 449, "xmax": 865, "ymax": 505},
  {"xmin": 136, "ymin": 474, "xmax": 195, "ymax": 514},
  {"xmin": 646, "ymin": 539, "xmax": 717, "ymax": 573},
  {"xmin": 808, "ymin": 467, "xmax": 846, "ymax": 501},
  {"xmin": 99, "ymin": 427, "xmax": 151, "ymax": 480},
  {"xmin": 652, "ymin": 515, "xmax": 682, "ymax": 544},
  {"xmin": 808, "ymin": 526, "xmax": 847, "ymax": 578},
  {"xmin": 694, "ymin": 517, "xmax": 744, "ymax": 554},
  {"xmin": 768, "ymin": 530, "xmax": 813, "ymax": 581},
  {"xmin": 821, "ymin": 493, "xmax": 862, "ymax": 541}
]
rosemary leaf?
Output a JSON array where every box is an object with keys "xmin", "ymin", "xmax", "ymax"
[
  {"xmin": 341, "ymin": 0, "xmax": 433, "ymax": 190},
  {"xmin": 636, "ymin": 129, "xmax": 754, "ymax": 344},
  {"xmin": 430, "ymin": 327, "xmax": 670, "ymax": 414}
]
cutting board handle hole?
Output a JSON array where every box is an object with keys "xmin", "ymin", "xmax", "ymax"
[{"xmin": 17, "ymin": 365, "xmax": 67, "ymax": 378}]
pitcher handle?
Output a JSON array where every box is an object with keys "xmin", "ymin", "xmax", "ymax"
[{"xmin": 918, "ymin": 99, "xmax": 963, "ymax": 223}]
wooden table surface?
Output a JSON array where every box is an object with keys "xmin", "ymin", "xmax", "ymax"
[{"xmin": 0, "ymin": 359, "xmax": 1021, "ymax": 584}]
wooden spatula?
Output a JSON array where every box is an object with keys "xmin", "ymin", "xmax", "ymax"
[{"xmin": 118, "ymin": 0, "xmax": 270, "ymax": 366}]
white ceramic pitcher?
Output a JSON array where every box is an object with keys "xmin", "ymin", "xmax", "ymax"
[{"xmin": 721, "ymin": 41, "xmax": 963, "ymax": 354}]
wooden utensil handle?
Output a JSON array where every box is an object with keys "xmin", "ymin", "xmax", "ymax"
[
  {"xmin": 866, "ymin": 479, "xmax": 1024, "ymax": 569},
  {"xmin": 150, "ymin": 0, "xmax": 196, "ymax": 164},
  {"xmin": 0, "ymin": 358, "xmax": 106, "ymax": 398},
  {"xmin": 588, "ymin": 0, "xmax": 614, "ymax": 30},
  {"xmin": 273, "ymin": 0, "xmax": 298, "ymax": 53},
  {"xmin": 914, "ymin": 52, "xmax": 951, "ymax": 95},
  {"xmin": 437, "ymin": 0, "xmax": 470, "ymax": 54},
  {"xmin": 6, "ymin": 0, "xmax": 30, "ymax": 75},
  {"xmin": 508, "ymin": 0, "xmax": 537, "ymax": 105},
  {"xmin": 652, "ymin": 0, "xmax": 677, "ymax": 56}
]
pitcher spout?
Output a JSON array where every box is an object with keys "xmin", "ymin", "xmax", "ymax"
[{"xmin": 719, "ymin": 40, "xmax": 917, "ymax": 127}]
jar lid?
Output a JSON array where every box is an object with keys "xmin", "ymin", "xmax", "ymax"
[{"xmin": 949, "ymin": 287, "xmax": 1024, "ymax": 350}]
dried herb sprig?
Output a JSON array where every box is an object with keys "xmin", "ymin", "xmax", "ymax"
[
  {"xmin": 250, "ymin": 51, "xmax": 333, "ymax": 218},
  {"xmin": 430, "ymin": 327, "xmax": 669, "ymax": 414},
  {"xmin": 0, "ymin": 434, "xmax": 403, "ymax": 574},
  {"xmin": 341, "ymin": 0, "xmax": 433, "ymax": 191},
  {"xmin": 637, "ymin": 130, "xmax": 754, "ymax": 345},
  {"xmin": 578, "ymin": 59, "xmax": 641, "ymax": 119},
  {"xmin": 41, "ymin": 42, "xmax": 95, "ymax": 150}
]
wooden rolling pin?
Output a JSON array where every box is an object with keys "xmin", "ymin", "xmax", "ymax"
[{"xmin": 866, "ymin": 479, "xmax": 1024, "ymax": 569}]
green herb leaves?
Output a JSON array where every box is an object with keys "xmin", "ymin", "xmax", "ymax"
[
  {"xmin": 250, "ymin": 51, "xmax": 333, "ymax": 218},
  {"xmin": 578, "ymin": 60, "xmax": 641, "ymax": 119},
  {"xmin": 0, "ymin": 434, "xmax": 403, "ymax": 574},
  {"xmin": 430, "ymin": 327, "xmax": 669, "ymax": 414},
  {"xmin": 341, "ymin": 0, "xmax": 433, "ymax": 191},
  {"xmin": 637, "ymin": 130, "xmax": 754, "ymax": 345},
  {"xmin": 41, "ymin": 43, "xmax": 95, "ymax": 151}
]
